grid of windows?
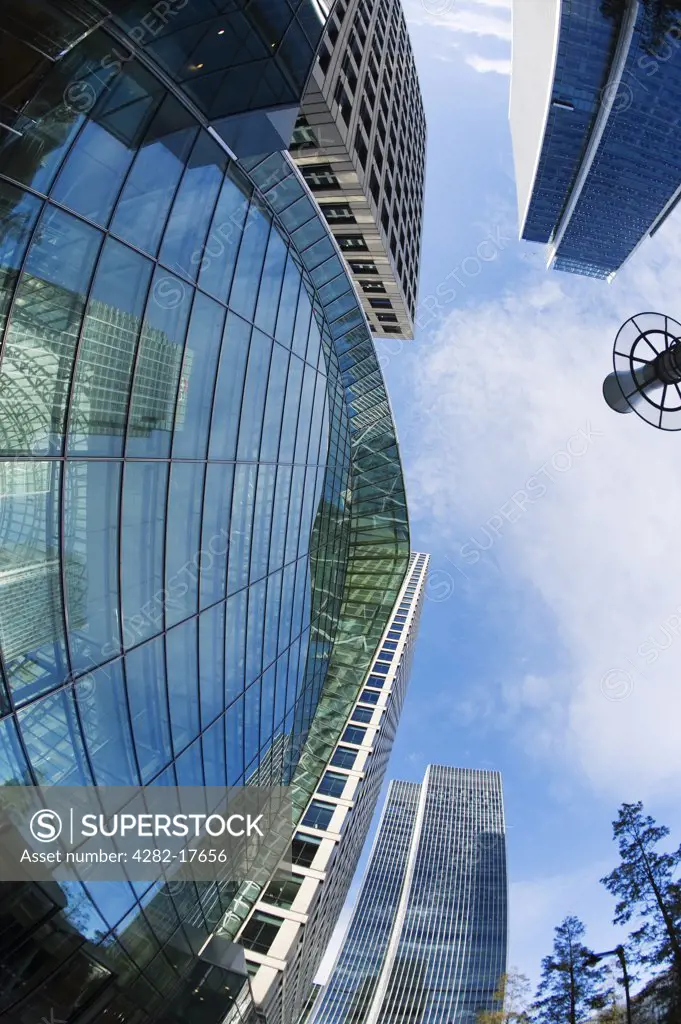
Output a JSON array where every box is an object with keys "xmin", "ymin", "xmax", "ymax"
[
  {"xmin": 0, "ymin": 16, "xmax": 411, "ymax": 1024},
  {"xmin": 312, "ymin": 767, "xmax": 508, "ymax": 1024},
  {"xmin": 518, "ymin": 0, "xmax": 681, "ymax": 278},
  {"xmin": 292, "ymin": 0, "xmax": 426, "ymax": 338},
  {"xmin": 262, "ymin": 552, "xmax": 430, "ymax": 1024}
]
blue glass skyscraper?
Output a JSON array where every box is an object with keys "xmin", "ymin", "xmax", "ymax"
[
  {"xmin": 312, "ymin": 765, "xmax": 508, "ymax": 1024},
  {"xmin": 0, "ymin": 3, "xmax": 413, "ymax": 1022},
  {"xmin": 511, "ymin": 0, "xmax": 681, "ymax": 279}
]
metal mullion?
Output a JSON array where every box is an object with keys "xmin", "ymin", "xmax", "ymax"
[{"xmin": 194, "ymin": 299, "xmax": 229, "ymax": 786}]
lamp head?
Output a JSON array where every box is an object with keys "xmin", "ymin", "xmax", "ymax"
[{"xmin": 604, "ymin": 313, "xmax": 681, "ymax": 430}]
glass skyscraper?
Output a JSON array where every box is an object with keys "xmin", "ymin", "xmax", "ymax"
[
  {"xmin": 510, "ymin": 0, "xmax": 681, "ymax": 279},
  {"xmin": 311, "ymin": 765, "xmax": 507, "ymax": 1024},
  {"xmin": 0, "ymin": 4, "xmax": 413, "ymax": 1022}
]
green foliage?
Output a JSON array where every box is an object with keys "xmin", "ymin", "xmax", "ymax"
[
  {"xmin": 478, "ymin": 969, "xmax": 532, "ymax": 1024},
  {"xmin": 532, "ymin": 916, "xmax": 608, "ymax": 1024},
  {"xmin": 601, "ymin": 802, "xmax": 681, "ymax": 1020},
  {"xmin": 601, "ymin": 802, "xmax": 681, "ymax": 972}
]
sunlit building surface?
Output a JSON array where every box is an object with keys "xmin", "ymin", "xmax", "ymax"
[
  {"xmin": 291, "ymin": 0, "xmax": 426, "ymax": 339},
  {"xmin": 233, "ymin": 554, "xmax": 429, "ymax": 1024},
  {"xmin": 311, "ymin": 765, "xmax": 507, "ymax": 1024},
  {"xmin": 0, "ymin": 3, "xmax": 410, "ymax": 1021},
  {"xmin": 511, "ymin": 0, "xmax": 681, "ymax": 279}
]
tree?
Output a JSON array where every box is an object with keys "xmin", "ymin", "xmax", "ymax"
[
  {"xmin": 478, "ymin": 968, "xmax": 532, "ymax": 1024},
  {"xmin": 532, "ymin": 916, "xmax": 608, "ymax": 1024},
  {"xmin": 600, "ymin": 802, "xmax": 681, "ymax": 1016}
]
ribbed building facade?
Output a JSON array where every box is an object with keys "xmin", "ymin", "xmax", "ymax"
[
  {"xmin": 511, "ymin": 0, "xmax": 681, "ymax": 279},
  {"xmin": 291, "ymin": 0, "xmax": 426, "ymax": 339},
  {"xmin": 311, "ymin": 765, "xmax": 508, "ymax": 1024},
  {"xmin": 0, "ymin": 4, "xmax": 412, "ymax": 1022},
  {"xmin": 231, "ymin": 554, "xmax": 430, "ymax": 1024}
]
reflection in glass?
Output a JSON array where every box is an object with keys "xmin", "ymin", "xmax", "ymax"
[{"xmin": 0, "ymin": 460, "xmax": 70, "ymax": 704}]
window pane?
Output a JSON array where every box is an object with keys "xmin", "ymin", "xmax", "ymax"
[
  {"xmin": 292, "ymin": 284, "xmax": 312, "ymax": 359},
  {"xmin": 0, "ymin": 36, "xmax": 113, "ymax": 194},
  {"xmin": 227, "ymin": 464, "xmax": 257, "ymax": 594},
  {"xmin": 208, "ymin": 312, "xmax": 250, "ymax": 461},
  {"xmin": 225, "ymin": 590, "xmax": 247, "ymax": 707},
  {"xmin": 202, "ymin": 716, "xmax": 226, "ymax": 787},
  {"xmin": 200, "ymin": 463, "xmax": 233, "ymax": 608},
  {"xmin": 228, "ymin": 198, "xmax": 271, "ymax": 322},
  {"xmin": 199, "ymin": 604, "xmax": 225, "ymax": 729},
  {"xmin": 111, "ymin": 96, "xmax": 198, "ymax": 256},
  {"xmin": 0, "ymin": 716, "xmax": 30, "ymax": 785},
  {"xmin": 0, "ymin": 181, "xmax": 41, "ymax": 338},
  {"xmin": 126, "ymin": 267, "xmax": 193, "ymax": 458},
  {"xmin": 125, "ymin": 636, "xmax": 172, "ymax": 783},
  {"xmin": 250, "ymin": 465, "xmax": 277, "ymax": 582},
  {"xmin": 175, "ymin": 738, "xmax": 204, "ymax": 786},
  {"xmin": 172, "ymin": 291, "xmax": 224, "ymax": 459},
  {"xmin": 17, "ymin": 689, "xmax": 91, "ymax": 785},
  {"xmin": 198, "ymin": 167, "xmax": 250, "ymax": 303},
  {"xmin": 318, "ymin": 771, "xmax": 346, "ymax": 798},
  {"xmin": 341, "ymin": 725, "xmax": 366, "ymax": 745},
  {"xmin": 351, "ymin": 707, "xmax": 373, "ymax": 724},
  {"xmin": 165, "ymin": 461, "xmax": 204, "ymax": 627},
  {"xmin": 0, "ymin": 460, "xmax": 68, "ymax": 704},
  {"xmin": 75, "ymin": 661, "xmax": 138, "ymax": 785},
  {"xmin": 330, "ymin": 747, "xmax": 357, "ymax": 770},
  {"xmin": 290, "ymin": 833, "xmax": 321, "ymax": 867},
  {"xmin": 121, "ymin": 461, "xmax": 169, "ymax": 647},
  {"xmin": 302, "ymin": 799, "xmax": 334, "ymax": 831},
  {"xmin": 225, "ymin": 695, "xmax": 244, "ymax": 785},
  {"xmin": 0, "ymin": 206, "xmax": 101, "ymax": 455},
  {"xmin": 245, "ymin": 578, "xmax": 266, "ymax": 686},
  {"xmin": 244, "ymin": 677, "xmax": 260, "ymax": 770},
  {"xmin": 166, "ymin": 618, "xmax": 199, "ymax": 753},
  {"xmin": 68, "ymin": 238, "xmax": 153, "ymax": 457},
  {"xmin": 159, "ymin": 133, "xmax": 226, "ymax": 282},
  {"xmin": 64, "ymin": 460, "xmax": 122, "ymax": 672},
  {"xmin": 51, "ymin": 64, "xmax": 163, "ymax": 225},
  {"xmin": 255, "ymin": 228, "xmax": 287, "ymax": 336},
  {"xmin": 275, "ymin": 252, "xmax": 301, "ymax": 348}
]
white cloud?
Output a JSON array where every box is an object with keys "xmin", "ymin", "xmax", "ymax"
[
  {"xmin": 406, "ymin": 0, "xmax": 512, "ymax": 41},
  {"xmin": 398, "ymin": 218, "xmax": 681, "ymax": 804},
  {"xmin": 466, "ymin": 53, "xmax": 512, "ymax": 74}
]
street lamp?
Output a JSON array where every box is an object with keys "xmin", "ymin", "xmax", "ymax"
[
  {"xmin": 584, "ymin": 946, "xmax": 633, "ymax": 1024},
  {"xmin": 602, "ymin": 312, "xmax": 681, "ymax": 430}
]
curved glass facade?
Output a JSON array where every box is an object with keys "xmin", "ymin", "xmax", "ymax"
[{"xmin": 0, "ymin": 15, "xmax": 408, "ymax": 1024}]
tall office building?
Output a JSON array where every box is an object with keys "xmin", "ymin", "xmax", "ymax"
[
  {"xmin": 291, "ymin": 0, "xmax": 426, "ymax": 339},
  {"xmin": 312, "ymin": 765, "xmax": 508, "ymax": 1024},
  {"xmin": 229, "ymin": 554, "xmax": 430, "ymax": 1024},
  {"xmin": 511, "ymin": 0, "xmax": 681, "ymax": 279},
  {"xmin": 0, "ymin": 4, "xmax": 411, "ymax": 1022}
]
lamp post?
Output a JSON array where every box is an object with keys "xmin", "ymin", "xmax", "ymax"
[
  {"xmin": 584, "ymin": 946, "xmax": 633, "ymax": 1024},
  {"xmin": 603, "ymin": 312, "xmax": 681, "ymax": 430}
]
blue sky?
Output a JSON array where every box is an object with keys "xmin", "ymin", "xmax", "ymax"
[{"xmin": 318, "ymin": 0, "xmax": 681, "ymax": 995}]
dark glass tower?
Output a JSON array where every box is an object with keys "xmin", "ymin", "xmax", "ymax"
[
  {"xmin": 311, "ymin": 766, "xmax": 508, "ymax": 1024},
  {"xmin": 0, "ymin": 5, "xmax": 410, "ymax": 1022},
  {"xmin": 511, "ymin": 0, "xmax": 681, "ymax": 279}
]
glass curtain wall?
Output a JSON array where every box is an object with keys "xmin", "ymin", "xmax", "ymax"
[{"xmin": 0, "ymin": 19, "xmax": 408, "ymax": 1024}]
